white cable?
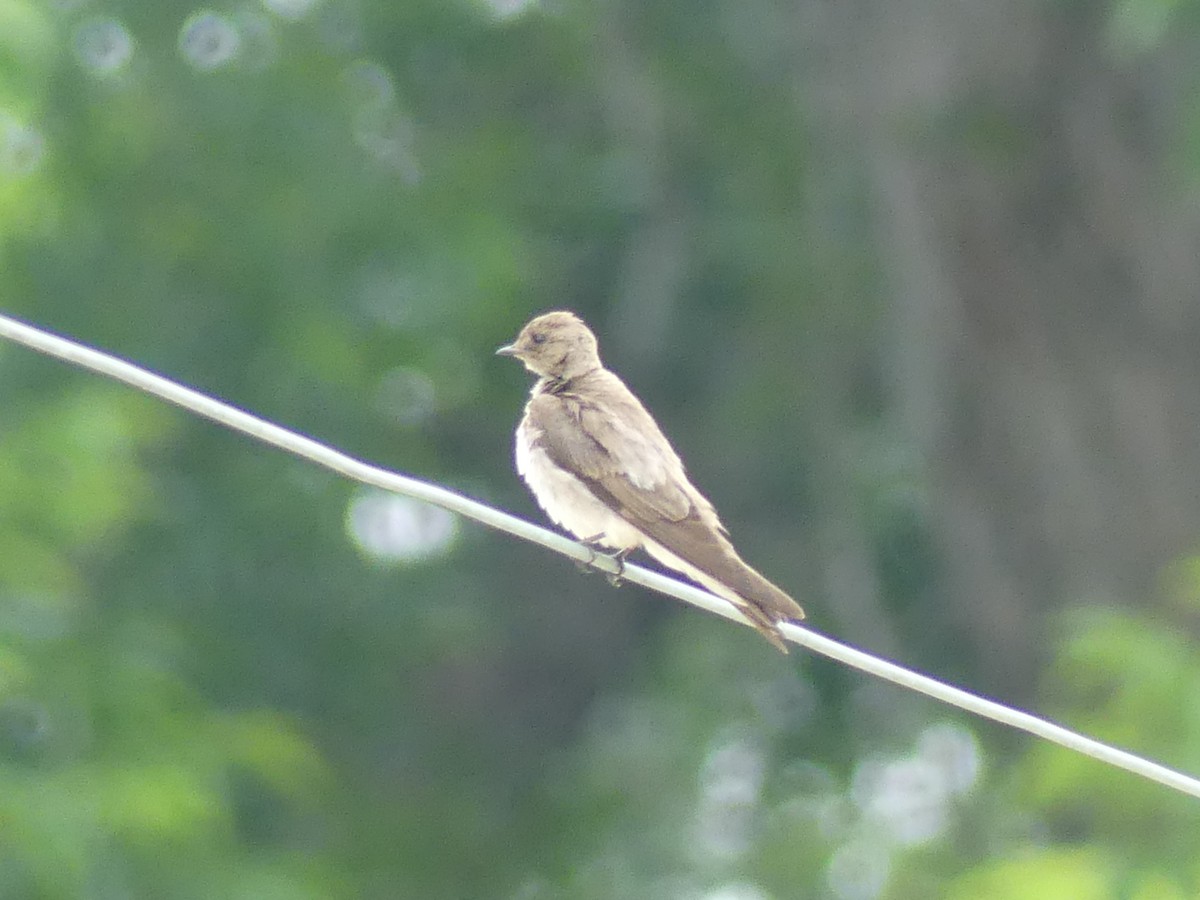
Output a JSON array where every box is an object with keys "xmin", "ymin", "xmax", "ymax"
[{"xmin": 2, "ymin": 310, "xmax": 1198, "ymax": 799}]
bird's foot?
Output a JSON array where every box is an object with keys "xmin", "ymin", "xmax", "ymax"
[
  {"xmin": 573, "ymin": 533, "xmax": 607, "ymax": 574},
  {"xmin": 574, "ymin": 534, "xmax": 631, "ymax": 586},
  {"xmin": 603, "ymin": 546, "xmax": 632, "ymax": 587}
]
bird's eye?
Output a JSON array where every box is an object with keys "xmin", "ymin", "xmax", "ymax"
[{"xmin": 531, "ymin": 332, "xmax": 547, "ymax": 344}]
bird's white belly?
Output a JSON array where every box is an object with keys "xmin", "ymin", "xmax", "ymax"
[{"xmin": 516, "ymin": 426, "xmax": 643, "ymax": 551}]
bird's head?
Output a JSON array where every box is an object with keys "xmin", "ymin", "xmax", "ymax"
[{"xmin": 496, "ymin": 311, "xmax": 602, "ymax": 380}]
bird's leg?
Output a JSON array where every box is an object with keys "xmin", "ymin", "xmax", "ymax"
[
  {"xmin": 604, "ymin": 546, "xmax": 633, "ymax": 587},
  {"xmin": 574, "ymin": 533, "xmax": 608, "ymax": 574},
  {"xmin": 574, "ymin": 533, "xmax": 631, "ymax": 585}
]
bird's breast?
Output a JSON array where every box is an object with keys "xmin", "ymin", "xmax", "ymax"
[{"xmin": 515, "ymin": 414, "xmax": 642, "ymax": 550}]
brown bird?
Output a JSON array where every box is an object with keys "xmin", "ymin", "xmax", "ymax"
[{"xmin": 497, "ymin": 310, "xmax": 805, "ymax": 652}]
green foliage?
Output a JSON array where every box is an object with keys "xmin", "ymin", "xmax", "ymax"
[
  {"xmin": 0, "ymin": 605, "xmax": 344, "ymax": 897},
  {"xmin": 993, "ymin": 600, "xmax": 1200, "ymax": 899},
  {"xmin": 947, "ymin": 848, "xmax": 1115, "ymax": 900},
  {"xmin": 1021, "ymin": 607, "xmax": 1200, "ymax": 838},
  {"xmin": 1106, "ymin": 0, "xmax": 1183, "ymax": 55},
  {"xmin": 2, "ymin": 0, "xmax": 1199, "ymax": 897}
]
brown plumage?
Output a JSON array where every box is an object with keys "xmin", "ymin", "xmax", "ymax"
[{"xmin": 497, "ymin": 310, "xmax": 804, "ymax": 652}]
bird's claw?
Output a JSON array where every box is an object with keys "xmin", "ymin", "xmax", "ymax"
[
  {"xmin": 574, "ymin": 533, "xmax": 604, "ymax": 574},
  {"xmin": 574, "ymin": 534, "xmax": 631, "ymax": 586},
  {"xmin": 574, "ymin": 547, "xmax": 597, "ymax": 574},
  {"xmin": 604, "ymin": 547, "xmax": 631, "ymax": 587}
]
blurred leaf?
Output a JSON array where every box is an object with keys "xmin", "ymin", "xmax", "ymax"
[
  {"xmin": 947, "ymin": 848, "xmax": 1115, "ymax": 900},
  {"xmin": 101, "ymin": 763, "xmax": 224, "ymax": 842}
]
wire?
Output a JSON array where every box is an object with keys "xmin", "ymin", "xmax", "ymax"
[{"xmin": 2, "ymin": 310, "xmax": 1198, "ymax": 799}]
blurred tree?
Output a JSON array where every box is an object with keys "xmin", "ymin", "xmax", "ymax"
[
  {"xmin": 1, "ymin": 0, "xmax": 1199, "ymax": 897},
  {"xmin": 837, "ymin": 0, "xmax": 1200, "ymax": 692}
]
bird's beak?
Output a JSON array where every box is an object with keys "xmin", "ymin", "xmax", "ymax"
[{"xmin": 495, "ymin": 343, "xmax": 519, "ymax": 357}]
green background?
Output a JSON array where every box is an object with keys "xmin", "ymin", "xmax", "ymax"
[{"xmin": 2, "ymin": 0, "xmax": 1200, "ymax": 897}]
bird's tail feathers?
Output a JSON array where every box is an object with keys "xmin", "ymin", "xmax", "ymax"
[{"xmin": 644, "ymin": 534, "xmax": 804, "ymax": 654}]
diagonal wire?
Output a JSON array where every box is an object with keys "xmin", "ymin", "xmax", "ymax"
[{"xmin": 1, "ymin": 310, "xmax": 1199, "ymax": 799}]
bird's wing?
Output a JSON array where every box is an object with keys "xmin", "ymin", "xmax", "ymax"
[{"xmin": 525, "ymin": 381, "xmax": 697, "ymax": 527}]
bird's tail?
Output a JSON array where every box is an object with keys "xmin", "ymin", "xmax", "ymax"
[
  {"xmin": 694, "ymin": 562, "xmax": 803, "ymax": 654},
  {"xmin": 644, "ymin": 535, "xmax": 804, "ymax": 653}
]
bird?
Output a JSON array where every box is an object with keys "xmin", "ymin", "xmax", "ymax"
[{"xmin": 497, "ymin": 310, "xmax": 805, "ymax": 652}]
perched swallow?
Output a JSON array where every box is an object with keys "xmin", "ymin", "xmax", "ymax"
[{"xmin": 498, "ymin": 311, "xmax": 804, "ymax": 651}]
